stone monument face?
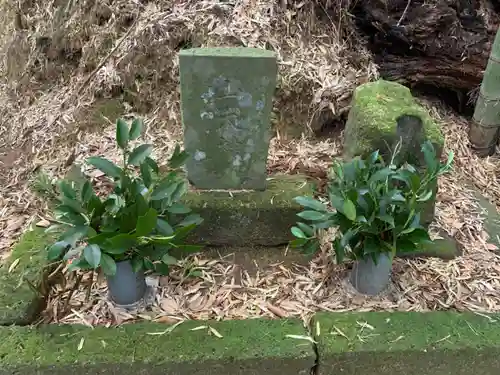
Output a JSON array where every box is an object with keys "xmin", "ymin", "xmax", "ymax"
[{"xmin": 179, "ymin": 47, "xmax": 277, "ymax": 190}]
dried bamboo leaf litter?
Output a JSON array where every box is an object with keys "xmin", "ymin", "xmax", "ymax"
[
  {"xmin": 41, "ymin": 101, "xmax": 500, "ymax": 325},
  {"xmin": 0, "ymin": 1, "xmax": 499, "ymax": 324}
]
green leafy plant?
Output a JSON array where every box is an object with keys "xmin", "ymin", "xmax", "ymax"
[
  {"xmin": 31, "ymin": 165, "xmax": 88, "ymax": 203},
  {"xmin": 46, "ymin": 117, "xmax": 203, "ymax": 276},
  {"xmin": 31, "ymin": 170, "xmax": 58, "ymax": 201},
  {"xmin": 290, "ymin": 140, "xmax": 453, "ymax": 263}
]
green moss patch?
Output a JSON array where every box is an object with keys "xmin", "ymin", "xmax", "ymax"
[
  {"xmin": 0, "ymin": 319, "xmax": 314, "ymax": 375},
  {"xmin": 0, "ymin": 227, "xmax": 55, "ymax": 325},
  {"xmin": 343, "ymin": 80, "xmax": 444, "ymax": 159},
  {"xmin": 182, "ymin": 174, "xmax": 316, "ymax": 246},
  {"xmin": 473, "ymin": 190, "xmax": 500, "ymax": 251},
  {"xmin": 315, "ymin": 312, "xmax": 500, "ymax": 375}
]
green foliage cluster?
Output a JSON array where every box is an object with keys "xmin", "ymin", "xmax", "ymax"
[
  {"xmin": 46, "ymin": 118, "xmax": 203, "ymax": 276},
  {"xmin": 291, "ymin": 141, "xmax": 453, "ymax": 263},
  {"xmin": 31, "ymin": 170, "xmax": 59, "ymax": 201}
]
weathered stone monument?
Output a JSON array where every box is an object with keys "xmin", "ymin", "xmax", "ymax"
[
  {"xmin": 179, "ymin": 48, "xmax": 277, "ymax": 190},
  {"xmin": 178, "ymin": 47, "xmax": 314, "ymax": 246}
]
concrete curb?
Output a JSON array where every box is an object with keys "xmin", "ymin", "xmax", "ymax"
[
  {"xmin": 0, "ymin": 319, "xmax": 314, "ymax": 375},
  {"xmin": 0, "ymin": 227, "xmax": 55, "ymax": 326},
  {"xmin": 314, "ymin": 311, "xmax": 500, "ymax": 375}
]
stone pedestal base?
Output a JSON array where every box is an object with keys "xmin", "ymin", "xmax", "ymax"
[{"xmin": 182, "ymin": 174, "xmax": 315, "ymax": 246}]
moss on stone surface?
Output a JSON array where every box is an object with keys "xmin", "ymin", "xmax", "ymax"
[
  {"xmin": 315, "ymin": 312, "xmax": 500, "ymax": 375},
  {"xmin": 182, "ymin": 174, "xmax": 316, "ymax": 246},
  {"xmin": 344, "ymin": 80, "xmax": 444, "ymax": 159},
  {"xmin": 183, "ymin": 174, "xmax": 314, "ymax": 209},
  {"xmin": 397, "ymin": 237, "xmax": 460, "ymax": 260},
  {"xmin": 0, "ymin": 319, "xmax": 314, "ymax": 375},
  {"xmin": 0, "ymin": 227, "xmax": 55, "ymax": 325}
]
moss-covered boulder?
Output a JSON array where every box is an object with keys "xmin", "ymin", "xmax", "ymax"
[
  {"xmin": 182, "ymin": 174, "xmax": 315, "ymax": 246},
  {"xmin": 344, "ymin": 80, "xmax": 444, "ymax": 159},
  {"xmin": 343, "ymin": 80, "xmax": 444, "ymax": 226}
]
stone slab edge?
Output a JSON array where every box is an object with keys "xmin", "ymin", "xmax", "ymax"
[
  {"xmin": 0, "ymin": 227, "xmax": 56, "ymax": 326},
  {"xmin": 396, "ymin": 237, "xmax": 460, "ymax": 260},
  {"xmin": 182, "ymin": 174, "xmax": 316, "ymax": 246},
  {"xmin": 314, "ymin": 311, "xmax": 500, "ymax": 375},
  {"xmin": 0, "ymin": 319, "xmax": 314, "ymax": 375},
  {"xmin": 473, "ymin": 189, "xmax": 500, "ymax": 251}
]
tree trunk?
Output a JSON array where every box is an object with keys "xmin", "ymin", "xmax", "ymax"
[{"xmin": 354, "ymin": 0, "xmax": 500, "ymax": 95}]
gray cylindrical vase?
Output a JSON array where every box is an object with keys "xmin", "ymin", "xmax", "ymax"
[
  {"xmin": 349, "ymin": 252, "xmax": 393, "ymax": 295},
  {"xmin": 106, "ymin": 260, "xmax": 147, "ymax": 306}
]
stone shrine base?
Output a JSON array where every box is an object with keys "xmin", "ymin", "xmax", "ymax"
[{"xmin": 182, "ymin": 174, "xmax": 314, "ymax": 247}]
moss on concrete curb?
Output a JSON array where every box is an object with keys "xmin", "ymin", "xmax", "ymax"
[
  {"xmin": 0, "ymin": 227, "xmax": 55, "ymax": 326},
  {"xmin": 315, "ymin": 312, "xmax": 500, "ymax": 375},
  {"xmin": 0, "ymin": 319, "xmax": 314, "ymax": 374},
  {"xmin": 182, "ymin": 174, "xmax": 316, "ymax": 246}
]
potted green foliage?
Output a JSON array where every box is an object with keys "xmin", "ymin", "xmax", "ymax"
[
  {"xmin": 290, "ymin": 141, "xmax": 453, "ymax": 295},
  {"xmin": 46, "ymin": 117, "xmax": 203, "ymax": 306}
]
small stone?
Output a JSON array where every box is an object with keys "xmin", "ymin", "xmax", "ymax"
[
  {"xmin": 89, "ymin": 169, "xmax": 105, "ymax": 178},
  {"xmin": 159, "ymin": 276, "xmax": 170, "ymax": 287},
  {"xmin": 486, "ymin": 243, "xmax": 498, "ymax": 251},
  {"xmin": 35, "ymin": 219, "xmax": 50, "ymax": 228},
  {"xmin": 146, "ymin": 275, "xmax": 159, "ymax": 288}
]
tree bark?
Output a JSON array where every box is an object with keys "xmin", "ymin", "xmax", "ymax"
[{"xmin": 354, "ymin": 0, "xmax": 500, "ymax": 94}]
